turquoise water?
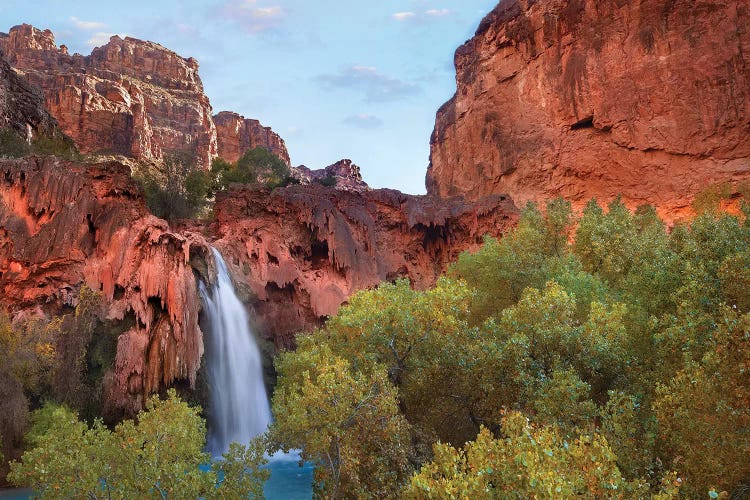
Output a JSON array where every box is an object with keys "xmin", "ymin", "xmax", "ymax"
[
  {"xmin": 264, "ymin": 453, "xmax": 314, "ymax": 499},
  {"xmin": 0, "ymin": 456, "xmax": 313, "ymax": 500}
]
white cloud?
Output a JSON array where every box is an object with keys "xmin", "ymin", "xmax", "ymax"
[
  {"xmin": 221, "ymin": 0, "xmax": 285, "ymax": 33},
  {"xmin": 316, "ymin": 65, "xmax": 422, "ymax": 103},
  {"xmin": 425, "ymin": 9, "xmax": 451, "ymax": 17},
  {"xmin": 343, "ymin": 114, "xmax": 384, "ymax": 129},
  {"xmin": 70, "ymin": 16, "xmax": 107, "ymax": 31},
  {"xmin": 392, "ymin": 9, "xmax": 452, "ymax": 22},
  {"xmin": 86, "ymin": 32, "xmax": 120, "ymax": 48},
  {"xmin": 392, "ymin": 12, "xmax": 416, "ymax": 21}
]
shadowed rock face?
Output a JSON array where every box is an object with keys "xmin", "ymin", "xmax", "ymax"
[
  {"xmin": 211, "ymin": 184, "xmax": 518, "ymax": 347},
  {"xmin": 0, "ymin": 24, "xmax": 288, "ymax": 168},
  {"xmin": 0, "ymin": 47, "xmax": 58, "ymax": 139},
  {"xmin": 428, "ymin": 0, "xmax": 750, "ymax": 221},
  {"xmin": 0, "ymin": 156, "xmax": 210, "ymax": 419}
]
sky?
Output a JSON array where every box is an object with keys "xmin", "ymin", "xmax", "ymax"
[{"xmin": 0, "ymin": 0, "xmax": 498, "ymax": 194}]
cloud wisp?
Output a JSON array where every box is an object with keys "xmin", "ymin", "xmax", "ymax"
[
  {"xmin": 69, "ymin": 16, "xmax": 107, "ymax": 31},
  {"xmin": 391, "ymin": 9, "xmax": 452, "ymax": 22},
  {"xmin": 316, "ymin": 65, "xmax": 421, "ymax": 103},
  {"xmin": 220, "ymin": 0, "xmax": 285, "ymax": 34},
  {"xmin": 343, "ymin": 114, "xmax": 384, "ymax": 129}
]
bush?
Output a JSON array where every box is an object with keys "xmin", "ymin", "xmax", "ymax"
[
  {"xmin": 212, "ymin": 148, "xmax": 295, "ymax": 190},
  {"xmin": 0, "ymin": 128, "xmax": 80, "ymax": 161},
  {"xmin": 138, "ymin": 153, "xmax": 211, "ymax": 222},
  {"xmin": 9, "ymin": 391, "xmax": 269, "ymax": 499}
]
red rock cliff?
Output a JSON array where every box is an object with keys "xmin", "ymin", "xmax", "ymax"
[
  {"xmin": 211, "ymin": 185, "xmax": 518, "ymax": 347},
  {"xmin": 0, "ymin": 25, "xmax": 288, "ymax": 168},
  {"xmin": 428, "ymin": 0, "xmax": 750, "ymax": 220},
  {"xmin": 214, "ymin": 111, "xmax": 290, "ymax": 165},
  {"xmin": 0, "ymin": 156, "xmax": 209, "ymax": 419}
]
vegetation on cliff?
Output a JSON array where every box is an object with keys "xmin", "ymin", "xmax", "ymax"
[
  {"xmin": 136, "ymin": 147, "xmax": 296, "ymax": 223},
  {"xmin": 270, "ymin": 198, "xmax": 750, "ymax": 498}
]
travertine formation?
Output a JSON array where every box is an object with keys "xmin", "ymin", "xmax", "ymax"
[
  {"xmin": 0, "ymin": 156, "xmax": 209, "ymax": 418},
  {"xmin": 211, "ymin": 184, "xmax": 517, "ymax": 347},
  {"xmin": 0, "ymin": 25, "xmax": 288, "ymax": 167},
  {"xmin": 428, "ymin": 0, "xmax": 750, "ymax": 220},
  {"xmin": 214, "ymin": 111, "xmax": 290, "ymax": 165}
]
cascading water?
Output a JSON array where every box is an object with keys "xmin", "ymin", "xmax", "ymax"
[{"xmin": 199, "ymin": 247, "xmax": 272, "ymax": 456}]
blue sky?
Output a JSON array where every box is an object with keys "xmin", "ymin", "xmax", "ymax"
[{"xmin": 1, "ymin": 0, "xmax": 498, "ymax": 193}]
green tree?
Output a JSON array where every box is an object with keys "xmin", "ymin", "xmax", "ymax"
[
  {"xmin": 654, "ymin": 309, "xmax": 750, "ymax": 496},
  {"xmin": 9, "ymin": 390, "xmax": 268, "ymax": 499},
  {"xmin": 216, "ymin": 147, "xmax": 293, "ymax": 189},
  {"xmin": 405, "ymin": 412, "xmax": 666, "ymax": 499},
  {"xmin": 271, "ymin": 344, "xmax": 411, "ymax": 499},
  {"xmin": 139, "ymin": 153, "xmax": 211, "ymax": 222}
]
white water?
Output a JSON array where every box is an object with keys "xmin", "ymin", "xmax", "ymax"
[{"xmin": 200, "ymin": 247, "xmax": 272, "ymax": 456}]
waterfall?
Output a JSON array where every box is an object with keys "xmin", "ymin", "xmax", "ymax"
[{"xmin": 199, "ymin": 247, "xmax": 272, "ymax": 456}]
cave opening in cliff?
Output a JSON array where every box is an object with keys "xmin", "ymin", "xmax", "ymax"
[
  {"xmin": 310, "ymin": 239, "xmax": 330, "ymax": 270},
  {"xmin": 571, "ymin": 115, "xmax": 594, "ymax": 130}
]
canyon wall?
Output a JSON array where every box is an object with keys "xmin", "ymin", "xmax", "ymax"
[
  {"xmin": 0, "ymin": 156, "xmax": 210, "ymax": 419},
  {"xmin": 0, "ymin": 25, "xmax": 288, "ymax": 167},
  {"xmin": 212, "ymin": 185, "xmax": 517, "ymax": 347},
  {"xmin": 428, "ymin": 0, "xmax": 750, "ymax": 220}
]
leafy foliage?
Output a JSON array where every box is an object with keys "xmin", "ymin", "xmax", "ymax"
[
  {"xmin": 271, "ymin": 344, "xmax": 411, "ymax": 498},
  {"xmin": 8, "ymin": 390, "xmax": 268, "ymax": 499},
  {"xmin": 271, "ymin": 198, "xmax": 750, "ymax": 497},
  {"xmin": 138, "ymin": 153, "xmax": 211, "ymax": 222},
  {"xmin": 0, "ymin": 128, "xmax": 80, "ymax": 160},
  {"xmin": 405, "ymin": 412, "xmax": 663, "ymax": 499},
  {"xmin": 211, "ymin": 147, "xmax": 295, "ymax": 191}
]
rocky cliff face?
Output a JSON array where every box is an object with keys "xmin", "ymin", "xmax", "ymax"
[
  {"xmin": 211, "ymin": 185, "xmax": 517, "ymax": 347},
  {"xmin": 428, "ymin": 0, "xmax": 750, "ymax": 220},
  {"xmin": 0, "ymin": 153, "xmax": 518, "ymax": 414},
  {"xmin": 214, "ymin": 111, "xmax": 290, "ymax": 165},
  {"xmin": 0, "ymin": 25, "xmax": 288, "ymax": 168},
  {"xmin": 0, "ymin": 46, "xmax": 58, "ymax": 140},
  {"xmin": 0, "ymin": 156, "xmax": 210, "ymax": 419}
]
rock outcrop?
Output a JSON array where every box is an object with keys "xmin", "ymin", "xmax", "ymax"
[
  {"xmin": 214, "ymin": 111, "xmax": 290, "ymax": 165},
  {"xmin": 0, "ymin": 47, "xmax": 58, "ymax": 140},
  {"xmin": 211, "ymin": 185, "xmax": 518, "ymax": 347},
  {"xmin": 0, "ymin": 156, "xmax": 210, "ymax": 418},
  {"xmin": 428, "ymin": 0, "xmax": 750, "ymax": 220},
  {"xmin": 293, "ymin": 159, "xmax": 369, "ymax": 192},
  {"xmin": 0, "ymin": 25, "xmax": 288, "ymax": 168}
]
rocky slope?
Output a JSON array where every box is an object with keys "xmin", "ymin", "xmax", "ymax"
[
  {"xmin": 0, "ymin": 156, "xmax": 210, "ymax": 419},
  {"xmin": 212, "ymin": 185, "xmax": 517, "ymax": 348},
  {"xmin": 0, "ymin": 25, "xmax": 288, "ymax": 167},
  {"xmin": 428, "ymin": 0, "xmax": 750, "ymax": 220}
]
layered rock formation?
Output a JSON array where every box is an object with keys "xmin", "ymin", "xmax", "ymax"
[
  {"xmin": 0, "ymin": 25, "xmax": 288, "ymax": 167},
  {"xmin": 0, "ymin": 156, "xmax": 210, "ymax": 418},
  {"xmin": 293, "ymin": 159, "xmax": 369, "ymax": 192},
  {"xmin": 428, "ymin": 0, "xmax": 750, "ymax": 220},
  {"xmin": 214, "ymin": 111, "xmax": 290, "ymax": 165},
  {"xmin": 211, "ymin": 185, "xmax": 518, "ymax": 347}
]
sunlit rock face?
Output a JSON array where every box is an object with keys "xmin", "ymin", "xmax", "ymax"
[
  {"xmin": 0, "ymin": 156, "xmax": 210, "ymax": 419},
  {"xmin": 427, "ymin": 0, "xmax": 750, "ymax": 221},
  {"xmin": 213, "ymin": 111, "xmax": 291, "ymax": 165},
  {"xmin": 0, "ymin": 24, "xmax": 288, "ymax": 168},
  {"xmin": 211, "ymin": 184, "xmax": 518, "ymax": 347}
]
